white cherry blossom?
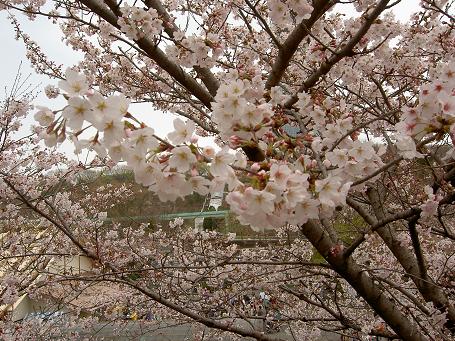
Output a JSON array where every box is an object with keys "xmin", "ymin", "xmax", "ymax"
[
  {"xmin": 128, "ymin": 127, "xmax": 158, "ymax": 153},
  {"xmin": 167, "ymin": 118, "xmax": 195, "ymax": 145},
  {"xmin": 210, "ymin": 147, "xmax": 235, "ymax": 177},
  {"xmin": 62, "ymin": 97, "xmax": 92, "ymax": 131},
  {"xmin": 243, "ymin": 187, "xmax": 276, "ymax": 215},
  {"xmin": 169, "ymin": 146, "xmax": 197, "ymax": 172},
  {"xmin": 34, "ymin": 106, "xmax": 54, "ymax": 126},
  {"xmin": 58, "ymin": 68, "xmax": 89, "ymax": 96}
]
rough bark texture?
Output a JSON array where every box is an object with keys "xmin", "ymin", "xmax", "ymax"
[
  {"xmin": 367, "ymin": 187, "xmax": 455, "ymax": 331},
  {"xmin": 301, "ymin": 220, "xmax": 427, "ymax": 341}
]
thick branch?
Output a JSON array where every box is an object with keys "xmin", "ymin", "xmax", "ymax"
[
  {"xmin": 79, "ymin": 0, "xmax": 214, "ymax": 108},
  {"xmin": 407, "ymin": 214, "xmax": 429, "ymax": 283},
  {"xmin": 265, "ymin": 0, "xmax": 333, "ymax": 90},
  {"xmin": 142, "ymin": 0, "xmax": 220, "ymax": 96},
  {"xmin": 367, "ymin": 187, "xmax": 455, "ymax": 331},
  {"xmin": 300, "ymin": 220, "xmax": 427, "ymax": 341}
]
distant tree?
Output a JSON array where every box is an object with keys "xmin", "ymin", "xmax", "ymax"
[{"xmin": 0, "ymin": 1, "xmax": 454, "ymax": 340}]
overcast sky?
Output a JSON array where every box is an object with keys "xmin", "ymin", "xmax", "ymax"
[{"xmin": 0, "ymin": 2, "xmax": 420, "ymax": 157}]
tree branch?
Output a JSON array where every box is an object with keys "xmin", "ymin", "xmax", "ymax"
[
  {"xmin": 285, "ymin": 0, "xmax": 391, "ymax": 107},
  {"xmin": 79, "ymin": 0, "xmax": 215, "ymax": 108},
  {"xmin": 300, "ymin": 220, "xmax": 427, "ymax": 341},
  {"xmin": 265, "ymin": 0, "xmax": 334, "ymax": 90},
  {"xmin": 142, "ymin": 0, "xmax": 220, "ymax": 96}
]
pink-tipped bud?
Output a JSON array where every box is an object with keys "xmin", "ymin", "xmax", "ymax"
[
  {"xmin": 322, "ymin": 159, "xmax": 331, "ymax": 168},
  {"xmin": 263, "ymin": 131, "xmax": 274, "ymax": 143},
  {"xmin": 251, "ymin": 163, "xmax": 261, "ymax": 172},
  {"xmin": 229, "ymin": 135, "xmax": 241, "ymax": 148},
  {"xmin": 158, "ymin": 154, "xmax": 170, "ymax": 164},
  {"xmin": 190, "ymin": 135, "xmax": 198, "ymax": 144}
]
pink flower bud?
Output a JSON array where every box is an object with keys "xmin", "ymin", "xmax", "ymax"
[
  {"xmin": 158, "ymin": 154, "xmax": 170, "ymax": 163},
  {"xmin": 303, "ymin": 134, "xmax": 313, "ymax": 142},
  {"xmin": 251, "ymin": 163, "xmax": 261, "ymax": 172},
  {"xmin": 229, "ymin": 135, "xmax": 241, "ymax": 148},
  {"xmin": 263, "ymin": 131, "xmax": 274, "ymax": 143}
]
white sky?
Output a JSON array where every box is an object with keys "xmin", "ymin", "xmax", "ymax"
[{"xmin": 0, "ymin": 1, "xmax": 420, "ymax": 158}]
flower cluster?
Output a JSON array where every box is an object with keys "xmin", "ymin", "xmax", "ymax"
[
  {"xmin": 396, "ymin": 62, "xmax": 455, "ymax": 158},
  {"xmin": 36, "ymin": 67, "xmax": 407, "ymax": 231},
  {"xmin": 34, "ymin": 69, "xmax": 359, "ymax": 230},
  {"xmin": 118, "ymin": 5, "xmax": 162, "ymax": 40},
  {"xmin": 36, "ymin": 69, "xmax": 217, "ymax": 202},
  {"xmin": 211, "ymin": 77, "xmax": 273, "ymax": 141},
  {"xmin": 166, "ymin": 33, "xmax": 223, "ymax": 68},
  {"xmin": 226, "ymin": 164, "xmax": 319, "ymax": 230},
  {"xmin": 268, "ymin": 0, "xmax": 313, "ymax": 27},
  {"xmin": 295, "ymin": 92, "xmax": 386, "ymax": 186},
  {"xmin": 35, "ymin": 57, "xmax": 455, "ymax": 232}
]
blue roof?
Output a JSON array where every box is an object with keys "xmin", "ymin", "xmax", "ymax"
[{"xmin": 282, "ymin": 124, "xmax": 300, "ymax": 137}]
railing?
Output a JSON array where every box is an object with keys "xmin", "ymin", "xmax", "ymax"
[
  {"xmin": 159, "ymin": 210, "xmax": 229, "ymax": 220},
  {"xmin": 103, "ymin": 210, "xmax": 230, "ymax": 222}
]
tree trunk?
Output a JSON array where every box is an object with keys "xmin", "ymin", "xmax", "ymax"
[{"xmin": 301, "ymin": 221, "xmax": 427, "ymax": 341}]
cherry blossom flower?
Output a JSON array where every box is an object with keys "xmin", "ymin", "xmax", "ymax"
[
  {"xmin": 108, "ymin": 142, "xmax": 126, "ymax": 164},
  {"xmin": 244, "ymin": 187, "xmax": 276, "ymax": 215},
  {"xmin": 288, "ymin": 0, "xmax": 313, "ymax": 21},
  {"xmin": 326, "ymin": 149, "xmax": 349, "ymax": 167},
  {"xmin": 58, "ymin": 68, "xmax": 89, "ymax": 96},
  {"xmin": 39, "ymin": 130, "xmax": 57, "ymax": 147},
  {"xmin": 62, "ymin": 97, "xmax": 92, "ymax": 131},
  {"xmin": 118, "ymin": 5, "xmax": 162, "ymax": 40},
  {"xmin": 268, "ymin": 0, "xmax": 291, "ymax": 27},
  {"xmin": 128, "ymin": 127, "xmax": 158, "ymax": 153},
  {"xmin": 290, "ymin": 198, "xmax": 320, "ymax": 224},
  {"xmin": 169, "ymin": 146, "xmax": 197, "ymax": 172},
  {"xmin": 270, "ymin": 163, "xmax": 291, "ymax": 188},
  {"xmin": 189, "ymin": 176, "xmax": 211, "ymax": 195},
  {"xmin": 33, "ymin": 106, "xmax": 54, "ymax": 126},
  {"xmin": 44, "ymin": 85, "xmax": 59, "ymax": 99},
  {"xmin": 437, "ymin": 91, "xmax": 455, "ymax": 116},
  {"xmin": 315, "ymin": 177, "xmax": 351, "ymax": 208},
  {"xmin": 134, "ymin": 162, "xmax": 159, "ymax": 187},
  {"xmin": 167, "ymin": 118, "xmax": 195, "ymax": 145},
  {"xmin": 395, "ymin": 135, "xmax": 422, "ymax": 159},
  {"xmin": 125, "ymin": 149, "xmax": 147, "ymax": 171},
  {"xmin": 210, "ymin": 147, "xmax": 235, "ymax": 177},
  {"xmin": 348, "ymin": 141, "xmax": 375, "ymax": 162},
  {"xmin": 153, "ymin": 171, "xmax": 192, "ymax": 201}
]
